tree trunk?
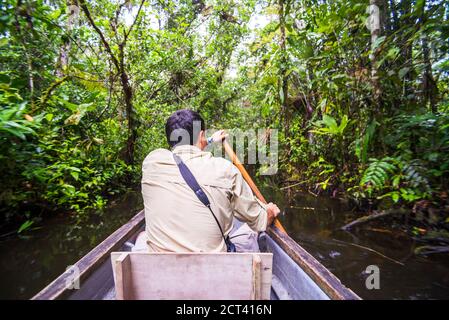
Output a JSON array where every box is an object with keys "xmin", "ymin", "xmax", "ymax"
[
  {"xmin": 398, "ymin": 0, "xmax": 415, "ymax": 100},
  {"xmin": 119, "ymin": 44, "xmax": 136, "ymax": 165},
  {"xmin": 14, "ymin": 0, "xmax": 34, "ymax": 104},
  {"xmin": 80, "ymin": 0, "xmax": 138, "ymax": 165},
  {"xmin": 422, "ymin": 35, "xmax": 438, "ymax": 113},
  {"xmin": 420, "ymin": 1, "xmax": 439, "ymax": 112},
  {"xmin": 369, "ymin": 0, "xmax": 382, "ymax": 110},
  {"xmin": 57, "ymin": 1, "xmax": 79, "ymax": 77},
  {"xmin": 279, "ymin": 0, "xmax": 289, "ymax": 137}
]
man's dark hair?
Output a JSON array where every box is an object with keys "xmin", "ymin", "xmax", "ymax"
[{"xmin": 165, "ymin": 109, "xmax": 205, "ymax": 148}]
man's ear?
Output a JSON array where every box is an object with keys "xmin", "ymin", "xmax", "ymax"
[
  {"xmin": 195, "ymin": 130, "xmax": 205, "ymax": 146},
  {"xmin": 198, "ymin": 130, "xmax": 204, "ymax": 141}
]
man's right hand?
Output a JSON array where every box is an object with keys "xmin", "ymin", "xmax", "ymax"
[
  {"xmin": 266, "ymin": 202, "xmax": 281, "ymax": 227},
  {"xmin": 209, "ymin": 129, "xmax": 229, "ymax": 144}
]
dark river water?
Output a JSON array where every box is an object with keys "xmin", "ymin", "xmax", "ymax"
[
  {"xmin": 268, "ymin": 187, "xmax": 449, "ymax": 300},
  {"xmin": 0, "ymin": 189, "xmax": 448, "ymax": 299}
]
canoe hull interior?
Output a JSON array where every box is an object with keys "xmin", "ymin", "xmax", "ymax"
[
  {"xmin": 32, "ymin": 211, "xmax": 360, "ymax": 300},
  {"xmin": 67, "ymin": 232, "xmax": 329, "ymax": 300}
]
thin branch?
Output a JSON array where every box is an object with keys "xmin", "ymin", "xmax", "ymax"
[
  {"xmin": 70, "ymin": 74, "xmax": 106, "ymax": 83},
  {"xmin": 79, "ymin": 0, "xmax": 121, "ymax": 71},
  {"xmin": 280, "ymin": 180, "xmax": 310, "ymax": 190},
  {"xmin": 85, "ymin": 74, "xmax": 116, "ymax": 129},
  {"xmin": 124, "ymin": 0, "xmax": 146, "ymax": 41},
  {"xmin": 39, "ymin": 77, "xmax": 69, "ymax": 108},
  {"xmin": 32, "ymin": 13, "xmax": 105, "ymax": 78}
]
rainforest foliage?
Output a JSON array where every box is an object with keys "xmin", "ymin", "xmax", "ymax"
[{"xmin": 0, "ymin": 0, "xmax": 448, "ymax": 226}]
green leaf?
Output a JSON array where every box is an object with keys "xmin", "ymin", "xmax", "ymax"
[
  {"xmin": 92, "ymin": 137, "xmax": 104, "ymax": 144},
  {"xmin": 45, "ymin": 113, "xmax": 54, "ymax": 122},
  {"xmin": 399, "ymin": 67, "xmax": 410, "ymax": 79},
  {"xmin": 1, "ymin": 127, "xmax": 26, "ymax": 140},
  {"xmin": 18, "ymin": 220, "xmax": 34, "ymax": 234},
  {"xmin": 48, "ymin": 8, "xmax": 62, "ymax": 20},
  {"xmin": 70, "ymin": 171, "xmax": 79, "ymax": 181},
  {"xmin": 391, "ymin": 192, "xmax": 399, "ymax": 203},
  {"xmin": 386, "ymin": 47, "xmax": 400, "ymax": 59},
  {"xmin": 392, "ymin": 175, "xmax": 401, "ymax": 188},
  {"xmin": 339, "ymin": 115, "xmax": 349, "ymax": 132},
  {"xmin": 322, "ymin": 115, "xmax": 338, "ymax": 131},
  {"xmin": 0, "ymin": 38, "xmax": 8, "ymax": 47},
  {"xmin": 372, "ymin": 36, "xmax": 386, "ymax": 50},
  {"xmin": 65, "ymin": 110, "xmax": 85, "ymax": 125}
]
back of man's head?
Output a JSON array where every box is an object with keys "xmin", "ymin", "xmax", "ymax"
[{"xmin": 165, "ymin": 109, "xmax": 205, "ymax": 148}]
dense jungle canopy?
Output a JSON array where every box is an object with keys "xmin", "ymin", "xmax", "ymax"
[{"xmin": 0, "ymin": 0, "xmax": 448, "ymax": 231}]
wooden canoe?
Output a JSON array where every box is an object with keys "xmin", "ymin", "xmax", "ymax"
[{"xmin": 31, "ymin": 210, "xmax": 361, "ymax": 300}]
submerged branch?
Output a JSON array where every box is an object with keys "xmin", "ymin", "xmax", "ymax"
[
  {"xmin": 333, "ymin": 239, "xmax": 405, "ymax": 266},
  {"xmin": 340, "ymin": 209, "xmax": 407, "ymax": 231},
  {"xmin": 415, "ymin": 245, "xmax": 449, "ymax": 255}
]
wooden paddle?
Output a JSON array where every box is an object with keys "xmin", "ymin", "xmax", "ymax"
[{"xmin": 222, "ymin": 139, "xmax": 287, "ymax": 233}]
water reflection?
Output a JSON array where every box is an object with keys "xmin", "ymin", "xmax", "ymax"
[{"xmin": 0, "ymin": 191, "xmax": 142, "ymax": 300}]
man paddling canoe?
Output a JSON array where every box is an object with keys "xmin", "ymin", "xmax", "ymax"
[{"xmin": 135, "ymin": 109, "xmax": 280, "ymax": 252}]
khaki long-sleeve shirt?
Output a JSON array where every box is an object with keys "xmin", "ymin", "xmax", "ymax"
[{"xmin": 141, "ymin": 144, "xmax": 268, "ymax": 252}]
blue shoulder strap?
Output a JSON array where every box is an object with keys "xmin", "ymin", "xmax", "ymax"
[
  {"xmin": 172, "ymin": 153, "xmax": 236, "ymax": 252},
  {"xmin": 172, "ymin": 153, "xmax": 210, "ymax": 207}
]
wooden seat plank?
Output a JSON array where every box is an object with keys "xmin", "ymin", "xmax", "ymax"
[{"xmin": 111, "ymin": 252, "xmax": 272, "ymax": 300}]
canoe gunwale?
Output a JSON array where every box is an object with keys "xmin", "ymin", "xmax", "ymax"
[
  {"xmin": 31, "ymin": 210, "xmax": 145, "ymax": 300},
  {"xmin": 266, "ymin": 225, "xmax": 361, "ymax": 300}
]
